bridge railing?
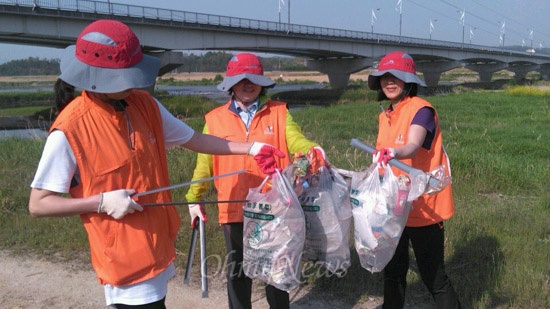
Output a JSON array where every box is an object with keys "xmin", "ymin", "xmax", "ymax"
[{"xmin": 0, "ymin": 0, "xmax": 542, "ymax": 58}]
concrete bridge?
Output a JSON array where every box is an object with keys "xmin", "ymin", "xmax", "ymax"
[{"xmin": 2, "ymin": 0, "xmax": 550, "ymax": 89}]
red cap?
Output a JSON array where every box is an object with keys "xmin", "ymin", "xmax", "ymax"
[
  {"xmin": 225, "ymin": 53, "xmax": 264, "ymax": 76},
  {"xmin": 75, "ymin": 19, "xmax": 143, "ymax": 69},
  {"xmin": 377, "ymin": 51, "xmax": 417, "ymax": 74}
]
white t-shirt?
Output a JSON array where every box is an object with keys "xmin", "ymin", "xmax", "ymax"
[
  {"xmin": 104, "ymin": 262, "xmax": 176, "ymax": 306},
  {"xmin": 30, "ymin": 99, "xmax": 195, "ymax": 306}
]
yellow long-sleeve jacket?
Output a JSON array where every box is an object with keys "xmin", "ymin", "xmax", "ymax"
[{"xmin": 185, "ymin": 98, "xmax": 318, "ymax": 224}]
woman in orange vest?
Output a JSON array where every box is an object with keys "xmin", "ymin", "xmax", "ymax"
[
  {"xmin": 368, "ymin": 51, "xmax": 461, "ymax": 308},
  {"xmin": 28, "ymin": 20, "xmax": 284, "ymax": 308},
  {"xmin": 185, "ymin": 52, "xmax": 326, "ymax": 309}
]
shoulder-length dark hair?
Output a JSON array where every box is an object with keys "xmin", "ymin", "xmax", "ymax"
[{"xmin": 54, "ymin": 78, "xmax": 76, "ymax": 113}]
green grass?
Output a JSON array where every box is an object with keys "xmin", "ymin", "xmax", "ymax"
[
  {"xmin": 0, "ymin": 81, "xmax": 55, "ymax": 89},
  {"xmin": 157, "ymin": 76, "xmax": 223, "ymax": 86},
  {"xmin": 0, "ymin": 105, "xmax": 53, "ymax": 117},
  {"xmin": 0, "ymin": 87, "xmax": 549, "ymax": 308},
  {"xmin": 0, "ymin": 91, "xmax": 54, "ymax": 106},
  {"xmin": 161, "ymin": 95, "xmax": 220, "ymax": 120}
]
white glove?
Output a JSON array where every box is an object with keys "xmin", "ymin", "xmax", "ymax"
[
  {"xmin": 188, "ymin": 203, "xmax": 207, "ymax": 228},
  {"xmin": 98, "ymin": 189, "xmax": 143, "ymax": 220}
]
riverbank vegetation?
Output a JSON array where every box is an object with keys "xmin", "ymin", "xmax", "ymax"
[
  {"xmin": 0, "ymin": 52, "xmax": 308, "ymax": 79},
  {"xmin": 0, "ymin": 84, "xmax": 548, "ymax": 308}
]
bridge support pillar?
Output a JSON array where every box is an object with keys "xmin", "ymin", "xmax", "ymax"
[
  {"xmin": 539, "ymin": 64, "xmax": 550, "ymax": 80},
  {"xmin": 151, "ymin": 51, "xmax": 185, "ymax": 76},
  {"xmin": 307, "ymin": 58, "xmax": 374, "ymax": 89},
  {"xmin": 465, "ymin": 63, "xmax": 508, "ymax": 83},
  {"xmin": 507, "ymin": 64, "xmax": 540, "ymax": 83},
  {"xmin": 327, "ymin": 73, "xmax": 351, "ymax": 89},
  {"xmin": 142, "ymin": 51, "xmax": 184, "ymax": 93},
  {"xmin": 478, "ymin": 71, "xmax": 493, "ymax": 83},
  {"xmin": 415, "ymin": 61, "xmax": 461, "ymax": 87}
]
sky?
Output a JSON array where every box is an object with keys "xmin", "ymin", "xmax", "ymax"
[{"xmin": 1, "ymin": 0, "xmax": 549, "ymax": 64}]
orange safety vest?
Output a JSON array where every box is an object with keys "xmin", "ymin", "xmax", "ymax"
[
  {"xmin": 376, "ymin": 96, "xmax": 455, "ymax": 227},
  {"xmin": 50, "ymin": 90, "xmax": 180, "ymax": 286},
  {"xmin": 205, "ymin": 100, "xmax": 291, "ymax": 224}
]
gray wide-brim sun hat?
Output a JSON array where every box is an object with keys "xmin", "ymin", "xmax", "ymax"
[
  {"xmin": 60, "ymin": 45, "xmax": 160, "ymax": 93},
  {"xmin": 217, "ymin": 73, "xmax": 276, "ymax": 91},
  {"xmin": 368, "ymin": 69, "xmax": 427, "ymax": 90}
]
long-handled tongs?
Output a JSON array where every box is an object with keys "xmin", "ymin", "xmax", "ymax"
[
  {"xmin": 350, "ymin": 138, "xmax": 450, "ymax": 193},
  {"xmin": 134, "ymin": 170, "xmax": 246, "ymax": 197},
  {"xmin": 183, "ymin": 218, "xmax": 208, "ymax": 298}
]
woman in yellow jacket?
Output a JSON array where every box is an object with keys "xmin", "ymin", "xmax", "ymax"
[
  {"xmin": 185, "ymin": 53, "xmax": 325, "ymax": 309},
  {"xmin": 368, "ymin": 51, "xmax": 461, "ymax": 308}
]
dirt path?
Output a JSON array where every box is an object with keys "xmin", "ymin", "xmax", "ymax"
[{"xmin": 0, "ymin": 251, "xmax": 382, "ymax": 309}]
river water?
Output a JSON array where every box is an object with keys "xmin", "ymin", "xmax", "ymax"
[
  {"xmin": 156, "ymin": 83, "xmax": 325, "ymax": 103},
  {"xmin": 1, "ymin": 83, "xmax": 326, "ymax": 140},
  {"xmin": 0, "ymin": 128, "xmax": 47, "ymax": 140}
]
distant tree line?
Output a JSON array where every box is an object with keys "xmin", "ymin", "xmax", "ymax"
[
  {"xmin": 172, "ymin": 51, "xmax": 308, "ymax": 73},
  {"xmin": 0, "ymin": 52, "xmax": 309, "ymax": 76},
  {"xmin": 0, "ymin": 57, "xmax": 61, "ymax": 76}
]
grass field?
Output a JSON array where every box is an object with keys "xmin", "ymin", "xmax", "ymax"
[{"xmin": 0, "ymin": 84, "xmax": 549, "ymax": 308}]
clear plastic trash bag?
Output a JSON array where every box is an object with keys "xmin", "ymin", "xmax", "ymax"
[
  {"xmin": 350, "ymin": 164, "xmax": 412, "ymax": 273},
  {"xmin": 293, "ymin": 165, "xmax": 353, "ymax": 274},
  {"xmin": 243, "ymin": 169, "xmax": 305, "ymax": 292}
]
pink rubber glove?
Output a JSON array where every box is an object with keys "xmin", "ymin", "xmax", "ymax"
[
  {"xmin": 373, "ymin": 148, "xmax": 396, "ymax": 168},
  {"xmin": 188, "ymin": 203, "xmax": 207, "ymax": 228},
  {"xmin": 248, "ymin": 142, "xmax": 286, "ymax": 175}
]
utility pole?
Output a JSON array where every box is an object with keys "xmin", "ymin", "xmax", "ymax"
[
  {"xmin": 278, "ymin": 0, "xmax": 283, "ymax": 31},
  {"xmin": 397, "ymin": 0, "xmax": 402, "ymax": 38},
  {"xmin": 429, "ymin": 19, "xmax": 436, "ymax": 40},
  {"xmin": 500, "ymin": 21, "xmax": 506, "ymax": 47},
  {"xmin": 287, "ymin": 0, "xmax": 290, "ymax": 33},
  {"xmin": 371, "ymin": 8, "xmax": 378, "ymax": 33},
  {"xmin": 458, "ymin": 9, "xmax": 465, "ymax": 48}
]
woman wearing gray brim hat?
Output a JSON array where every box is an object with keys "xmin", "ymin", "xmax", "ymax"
[
  {"xmin": 185, "ymin": 52, "xmax": 329, "ymax": 309},
  {"xmin": 367, "ymin": 50, "xmax": 427, "ymax": 102},
  {"xmin": 365, "ymin": 51, "xmax": 461, "ymax": 308},
  {"xmin": 28, "ymin": 20, "xmax": 286, "ymax": 308}
]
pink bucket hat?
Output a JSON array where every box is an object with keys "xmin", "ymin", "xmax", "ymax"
[
  {"xmin": 217, "ymin": 53, "xmax": 276, "ymax": 91},
  {"xmin": 368, "ymin": 51, "xmax": 426, "ymax": 90},
  {"xmin": 60, "ymin": 19, "xmax": 160, "ymax": 93}
]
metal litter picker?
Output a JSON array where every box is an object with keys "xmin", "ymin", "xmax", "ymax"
[
  {"xmin": 350, "ymin": 138, "xmax": 450, "ymax": 193},
  {"xmin": 182, "ymin": 218, "xmax": 208, "ymax": 298},
  {"xmin": 135, "ymin": 170, "xmax": 248, "ymax": 298},
  {"xmin": 184, "ymin": 224, "xmax": 198, "ymax": 285},
  {"xmin": 199, "ymin": 219, "xmax": 208, "ymax": 297},
  {"xmin": 133, "ymin": 170, "xmax": 247, "ymax": 197}
]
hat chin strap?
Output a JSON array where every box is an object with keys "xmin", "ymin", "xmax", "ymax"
[
  {"xmin": 233, "ymin": 92, "xmax": 258, "ymax": 106},
  {"xmin": 89, "ymin": 92, "xmax": 128, "ymax": 110}
]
